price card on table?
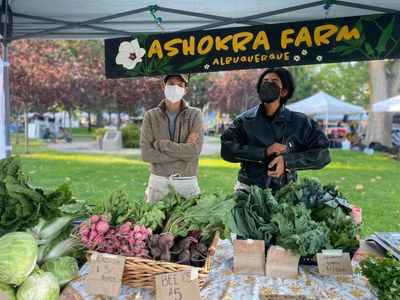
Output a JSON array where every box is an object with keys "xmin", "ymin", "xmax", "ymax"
[
  {"xmin": 155, "ymin": 270, "xmax": 201, "ymax": 300},
  {"xmin": 317, "ymin": 250, "xmax": 353, "ymax": 275},
  {"xmin": 234, "ymin": 239, "xmax": 265, "ymax": 275},
  {"xmin": 86, "ymin": 252, "xmax": 125, "ymax": 298},
  {"xmin": 266, "ymin": 246, "xmax": 299, "ymax": 279}
]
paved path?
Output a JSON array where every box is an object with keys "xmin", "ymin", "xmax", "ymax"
[{"xmin": 47, "ymin": 135, "xmax": 221, "ymax": 155}]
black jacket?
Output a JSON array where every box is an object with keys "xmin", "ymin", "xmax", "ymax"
[{"xmin": 220, "ymin": 104, "xmax": 331, "ymax": 191}]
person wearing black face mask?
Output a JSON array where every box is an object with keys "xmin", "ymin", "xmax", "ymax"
[{"xmin": 220, "ymin": 67, "xmax": 331, "ymax": 193}]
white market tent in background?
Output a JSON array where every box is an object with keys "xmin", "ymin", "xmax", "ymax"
[
  {"xmin": 372, "ymin": 95, "xmax": 400, "ymax": 112},
  {"xmin": 1, "ymin": 0, "xmax": 400, "ymax": 158},
  {"xmin": 286, "ymin": 91, "xmax": 365, "ymax": 128},
  {"xmin": 286, "ymin": 91, "xmax": 365, "ymax": 114}
]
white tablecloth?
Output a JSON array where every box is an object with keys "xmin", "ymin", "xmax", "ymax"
[{"xmin": 61, "ymin": 239, "xmax": 376, "ymax": 300}]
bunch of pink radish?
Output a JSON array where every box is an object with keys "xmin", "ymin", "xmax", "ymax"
[{"xmin": 80, "ymin": 215, "xmax": 152, "ymax": 258}]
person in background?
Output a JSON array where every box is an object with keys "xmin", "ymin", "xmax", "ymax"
[
  {"xmin": 220, "ymin": 67, "xmax": 331, "ymax": 193},
  {"xmin": 43, "ymin": 128, "xmax": 55, "ymax": 142},
  {"xmin": 317, "ymin": 119, "xmax": 325, "ymax": 130},
  {"xmin": 58, "ymin": 127, "xmax": 72, "ymax": 143},
  {"xmin": 140, "ymin": 74, "xmax": 204, "ymax": 202}
]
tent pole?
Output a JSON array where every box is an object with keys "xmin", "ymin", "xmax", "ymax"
[{"xmin": 2, "ymin": 0, "xmax": 11, "ymax": 157}]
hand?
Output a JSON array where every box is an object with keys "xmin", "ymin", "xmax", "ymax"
[
  {"xmin": 268, "ymin": 155, "xmax": 285, "ymax": 178},
  {"xmin": 266, "ymin": 143, "xmax": 287, "ymax": 156},
  {"xmin": 186, "ymin": 132, "xmax": 199, "ymax": 143}
]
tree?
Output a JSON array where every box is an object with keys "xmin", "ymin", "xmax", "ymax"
[
  {"xmin": 9, "ymin": 40, "xmax": 65, "ymax": 152},
  {"xmin": 365, "ymin": 59, "xmax": 400, "ymax": 146},
  {"xmin": 309, "ymin": 62, "xmax": 369, "ymax": 106},
  {"xmin": 287, "ymin": 65, "xmax": 317, "ymax": 103},
  {"xmin": 208, "ymin": 69, "xmax": 263, "ymax": 116},
  {"xmin": 186, "ymin": 73, "xmax": 212, "ymax": 110}
]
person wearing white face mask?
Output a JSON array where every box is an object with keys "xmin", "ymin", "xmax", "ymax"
[{"xmin": 140, "ymin": 74, "xmax": 204, "ymax": 202}]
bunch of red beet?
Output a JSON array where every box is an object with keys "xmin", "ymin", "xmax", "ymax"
[{"xmin": 80, "ymin": 215, "xmax": 152, "ymax": 258}]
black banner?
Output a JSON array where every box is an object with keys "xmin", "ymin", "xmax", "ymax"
[{"xmin": 105, "ymin": 13, "xmax": 400, "ymax": 78}]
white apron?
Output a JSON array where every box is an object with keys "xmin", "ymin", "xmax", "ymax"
[{"xmin": 145, "ymin": 173, "xmax": 200, "ymax": 202}]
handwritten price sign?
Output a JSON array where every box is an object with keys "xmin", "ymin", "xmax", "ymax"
[
  {"xmin": 156, "ymin": 270, "xmax": 201, "ymax": 300},
  {"xmin": 86, "ymin": 252, "xmax": 125, "ymax": 298}
]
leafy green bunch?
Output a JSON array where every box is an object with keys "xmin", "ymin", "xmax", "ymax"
[
  {"xmin": 357, "ymin": 254, "xmax": 400, "ymax": 299},
  {"xmin": 0, "ymin": 156, "xmax": 73, "ymax": 237}
]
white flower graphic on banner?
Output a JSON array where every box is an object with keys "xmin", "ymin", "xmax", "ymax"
[
  {"xmin": 316, "ymin": 55, "xmax": 323, "ymax": 62},
  {"xmin": 115, "ymin": 39, "xmax": 146, "ymax": 70},
  {"xmin": 294, "ymin": 55, "xmax": 300, "ymax": 62},
  {"xmin": 301, "ymin": 49, "xmax": 308, "ymax": 55},
  {"xmin": 204, "ymin": 64, "xmax": 210, "ymax": 70}
]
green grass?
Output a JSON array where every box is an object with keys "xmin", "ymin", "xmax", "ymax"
[
  {"xmin": 11, "ymin": 139, "xmax": 400, "ymax": 237},
  {"xmin": 71, "ymin": 127, "xmax": 95, "ymax": 140}
]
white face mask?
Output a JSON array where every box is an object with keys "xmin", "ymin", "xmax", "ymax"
[{"xmin": 164, "ymin": 85, "xmax": 185, "ymax": 103}]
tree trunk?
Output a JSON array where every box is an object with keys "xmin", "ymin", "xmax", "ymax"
[
  {"xmin": 88, "ymin": 111, "xmax": 92, "ymax": 133},
  {"xmin": 24, "ymin": 107, "xmax": 29, "ymax": 154},
  {"xmin": 15, "ymin": 104, "xmax": 19, "ymax": 145},
  {"xmin": 117, "ymin": 111, "xmax": 121, "ymax": 130},
  {"xmin": 96, "ymin": 112, "xmax": 104, "ymax": 127},
  {"xmin": 365, "ymin": 61, "xmax": 392, "ymax": 147},
  {"xmin": 365, "ymin": 59, "xmax": 400, "ymax": 147},
  {"xmin": 68, "ymin": 110, "xmax": 72, "ymax": 136}
]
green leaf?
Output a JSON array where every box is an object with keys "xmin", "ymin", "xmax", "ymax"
[
  {"xmin": 328, "ymin": 45, "xmax": 356, "ymax": 54},
  {"xmin": 341, "ymin": 48, "xmax": 358, "ymax": 56},
  {"xmin": 365, "ymin": 42, "xmax": 375, "ymax": 55},
  {"xmin": 354, "ymin": 19, "xmax": 363, "ymax": 34},
  {"xmin": 178, "ymin": 57, "xmax": 206, "ymax": 71},
  {"xmin": 376, "ymin": 16, "xmax": 395, "ymax": 52},
  {"xmin": 360, "ymin": 15, "xmax": 382, "ymax": 22},
  {"xmin": 135, "ymin": 35, "xmax": 148, "ymax": 45}
]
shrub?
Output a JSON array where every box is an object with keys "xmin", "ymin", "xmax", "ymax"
[
  {"xmin": 93, "ymin": 128, "xmax": 110, "ymax": 139},
  {"xmin": 122, "ymin": 124, "xmax": 140, "ymax": 148}
]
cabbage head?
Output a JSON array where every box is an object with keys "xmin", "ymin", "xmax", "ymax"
[
  {"xmin": 0, "ymin": 232, "xmax": 38, "ymax": 285},
  {"xmin": 41, "ymin": 256, "xmax": 79, "ymax": 286},
  {"xmin": 16, "ymin": 270, "xmax": 59, "ymax": 300},
  {"xmin": 0, "ymin": 282, "xmax": 16, "ymax": 300}
]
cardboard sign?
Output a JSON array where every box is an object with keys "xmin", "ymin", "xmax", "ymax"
[
  {"xmin": 234, "ymin": 239, "xmax": 265, "ymax": 275},
  {"xmin": 316, "ymin": 251, "xmax": 353, "ymax": 275},
  {"xmin": 86, "ymin": 252, "xmax": 125, "ymax": 298},
  {"xmin": 155, "ymin": 270, "xmax": 201, "ymax": 300},
  {"xmin": 266, "ymin": 246, "xmax": 299, "ymax": 279}
]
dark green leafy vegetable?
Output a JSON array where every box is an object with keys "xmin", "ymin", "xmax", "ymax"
[
  {"xmin": 0, "ymin": 156, "xmax": 73, "ymax": 237},
  {"xmin": 163, "ymin": 192, "xmax": 235, "ymax": 242},
  {"xmin": 271, "ymin": 202, "xmax": 329, "ymax": 256},
  {"xmin": 225, "ymin": 187, "xmax": 278, "ymax": 244}
]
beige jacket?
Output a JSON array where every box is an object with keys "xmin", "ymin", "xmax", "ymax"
[{"xmin": 140, "ymin": 100, "xmax": 204, "ymax": 177}]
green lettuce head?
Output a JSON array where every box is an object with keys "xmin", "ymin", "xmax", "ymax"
[
  {"xmin": 16, "ymin": 270, "xmax": 59, "ymax": 300},
  {"xmin": 41, "ymin": 256, "xmax": 79, "ymax": 286},
  {"xmin": 0, "ymin": 232, "xmax": 38, "ymax": 285}
]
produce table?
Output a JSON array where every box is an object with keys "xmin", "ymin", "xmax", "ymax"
[{"xmin": 60, "ymin": 239, "xmax": 376, "ymax": 300}]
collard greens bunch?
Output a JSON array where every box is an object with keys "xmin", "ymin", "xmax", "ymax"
[{"xmin": 226, "ymin": 178, "xmax": 361, "ymax": 256}]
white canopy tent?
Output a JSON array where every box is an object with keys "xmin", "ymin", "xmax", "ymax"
[
  {"xmin": 286, "ymin": 92, "xmax": 365, "ymax": 115},
  {"xmin": 1, "ymin": 1, "xmax": 400, "ymax": 157},
  {"xmin": 372, "ymin": 95, "xmax": 400, "ymax": 112},
  {"xmin": 286, "ymin": 91, "xmax": 365, "ymax": 127}
]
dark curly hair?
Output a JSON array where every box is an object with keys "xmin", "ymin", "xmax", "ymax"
[{"xmin": 256, "ymin": 67, "xmax": 296, "ymax": 104}]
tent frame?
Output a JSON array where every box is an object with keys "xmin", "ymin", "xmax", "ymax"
[{"xmin": 1, "ymin": 1, "xmax": 399, "ymax": 157}]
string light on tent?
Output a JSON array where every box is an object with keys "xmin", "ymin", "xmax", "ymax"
[
  {"xmin": 323, "ymin": 0, "xmax": 336, "ymax": 18},
  {"xmin": 148, "ymin": 5, "xmax": 165, "ymax": 32}
]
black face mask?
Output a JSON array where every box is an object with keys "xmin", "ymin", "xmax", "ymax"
[{"xmin": 258, "ymin": 82, "xmax": 281, "ymax": 103}]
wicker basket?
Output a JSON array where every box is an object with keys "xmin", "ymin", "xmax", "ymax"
[{"xmin": 87, "ymin": 232, "xmax": 220, "ymax": 289}]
